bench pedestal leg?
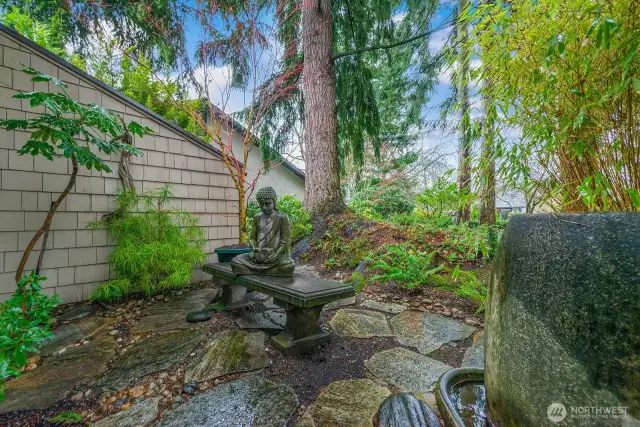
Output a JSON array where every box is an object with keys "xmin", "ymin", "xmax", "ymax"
[
  {"xmin": 217, "ymin": 279, "xmax": 250, "ymax": 310},
  {"xmin": 271, "ymin": 300, "xmax": 330, "ymax": 354}
]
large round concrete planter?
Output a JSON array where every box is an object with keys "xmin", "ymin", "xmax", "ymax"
[{"xmin": 485, "ymin": 213, "xmax": 640, "ymax": 426}]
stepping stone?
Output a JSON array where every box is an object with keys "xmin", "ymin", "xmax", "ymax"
[
  {"xmin": 40, "ymin": 316, "xmax": 117, "ymax": 356},
  {"xmin": 297, "ymin": 379, "xmax": 390, "ymax": 427},
  {"xmin": 94, "ymin": 329, "xmax": 203, "ymax": 392},
  {"xmin": 93, "ymin": 396, "xmax": 162, "ymax": 427},
  {"xmin": 159, "ymin": 376, "xmax": 298, "ymax": 427},
  {"xmin": 58, "ymin": 304, "xmax": 94, "ymax": 322},
  {"xmin": 236, "ymin": 310, "xmax": 286, "ymax": 332},
  {"xmin": 185, "ymin": 330, "xmax": 271, "ymax": 382},
  {"xmin": 329, "ymin": 309, "xmax": 393, "ymax": 338},
  {"xmin": 322, "ymin": 296, "xmax": 356, "ymax": 311},
  {"xmin": 0, "ymin": 335, "xmax": 115, "ymax": 413},
  {"xmin": 365, "ymin": 347, "xmax": 452, "ymax": 394},
  {"xmin": 362, "ymin": 300, "xmax": 407, "ymax": 314},
  {"xmin": 143, "ymin": 289, "xmax": 219, "ymax": 316},
  {"xmin": 132, "ymin": 313, "xmax": 209, "ymax": 335},
  {"xmin": 461, "ymin": 331, "xmax": 485, "ymax": 368},
  {"xmin": 391, "ymin": 311, "xmax": 476, "ymax": 354}
]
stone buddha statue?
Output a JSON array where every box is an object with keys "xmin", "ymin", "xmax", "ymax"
[{"xmin": 231, "ymin": 187, "xmax": 295, "ymax": 277}]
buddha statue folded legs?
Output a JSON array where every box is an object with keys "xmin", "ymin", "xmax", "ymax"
[{"xmin": 231, "ymin": 250, "xmax": 295, "ymax": 276}]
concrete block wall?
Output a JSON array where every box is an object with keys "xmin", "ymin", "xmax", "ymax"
[{"xmin": 0, "ymin": 29, "xmax": 240, "ymax": 302}]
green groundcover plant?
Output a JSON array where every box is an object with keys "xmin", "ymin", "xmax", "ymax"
[
  {"xmin": 0, "ymin": 272, "xmax": 60, "ymax": 401},
  {"xmin": 48, "ymin": 411, "xmax": 86, "ymax": 425},
  {"xmin": 434, "ymin": 265, "xmax": 488, "ymax": 310},
  {"xmin": 367, "ymin": 243, "xmax": 445, "ymax": 290},
  {"xmin": 90, "ymin": 185, "xmax": 206, "ymax": 301},
  {"xmin": 366, "ymin": 243, "xmax": 487, "ymax": 307}
]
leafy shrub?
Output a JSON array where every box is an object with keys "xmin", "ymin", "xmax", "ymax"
[
  {"xmin": 346, "ymin": 198, "xmax": 381, "ymax": 221},
  {"xmin": 0, "ymin": 7, "xmax": 86, "ymax": 69},
  {"xmin": 246, "ymin": 194, "xmax": 311, "ymax": 243},
  {"xmin": 1, "ymin": 272, "xmax": 60, "ymax": 401},
  {"xmin": 90, "ymin": 186, "xmax": 206, "ymax": 301},
  {"xmin": 367, "ymin": 243, "xmax": 445, "ymax": 289},
  {"xmin": 397, "ymin": 217, "xmax": 503, "ymax": 264},
  {"xmin": 389, "ymin": 211, "xmax": 453, "ymax": 228},
  {"xmin": 416, "ymin": 172, "xmax": 474, "ymax": 221},
  {"xmin": 349, "ymin": 177, "xmax": 416, "ymax": 220}
]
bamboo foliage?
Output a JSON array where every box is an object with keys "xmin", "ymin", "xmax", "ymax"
[
  {"xmin": 89, "ymin": 186, "xmax": 206, "ymax": 301},
  {"xmin": 459, "ymin": 0, "xmax": 640, "ymax": 211}
]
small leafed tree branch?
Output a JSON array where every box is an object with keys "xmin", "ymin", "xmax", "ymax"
[{"xmin": 16, "ymin": 156, "xmax": 78, "ymax": 284}]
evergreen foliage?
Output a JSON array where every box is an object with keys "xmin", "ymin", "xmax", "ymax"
[
  {"xmin": 0, "ymin": 6, "xmax": 84, "ymax": 68},
  {"xmin": 118, "ymin": 54, "xmax": 208, "ymax": 139},
  {"xmin": 349, "ymin": 177, "xmax": 416, "ymax": 220},
  {"xmin": 256, "ymin": 0, "xmax": 441, "ymax": 173},
  {"xmin": 0, "ymin": 0, "xmax": 187, "ymax": 69},
  {"xmin": 0, "ymin": 272, "xmax": 60, "ymax": 401},
  {"xmin": 437, "ymin": 264, "xmax": 487, "ymax": 306},
  {"xmin": 322, "ymin": 231, "xmax": 372, "ymax": 270},
  {"xmin": 90, "ymin": 186, "xmax": 207, "ymax": 301},
  {"xmin": 48, "ymin": 412, "xmax": 86, "ymax": 426},
  {"xmin": 415, "ymin": 171, "xmax": 475, "ymax": 220}
]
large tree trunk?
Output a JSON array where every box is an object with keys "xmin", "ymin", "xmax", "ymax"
[
  {"xmin": 457, "ymin": 0, "xmax": 472, "ymax": 223},
  {"xmin": 302, "ymin": 0, "xmax": 345, "ymax": 227}
]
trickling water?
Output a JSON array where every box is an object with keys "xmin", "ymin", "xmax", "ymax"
[{"xmin": 449, "ymin": 381, "xmax": 490, "ymax": 427}]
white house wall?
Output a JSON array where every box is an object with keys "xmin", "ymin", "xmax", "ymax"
[{"xmin": 224, "ymin": 128, "xmax": 305, "ymax": 200}]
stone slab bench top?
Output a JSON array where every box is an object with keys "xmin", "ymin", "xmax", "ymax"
[{"xmin": 202, "ymin": 263, "xmax": 355, "ymax": 308}]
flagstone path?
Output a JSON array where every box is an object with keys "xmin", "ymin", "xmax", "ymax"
[{"xmin": 0, "ymin": 272, "xmax": 485, "ymax": 427}]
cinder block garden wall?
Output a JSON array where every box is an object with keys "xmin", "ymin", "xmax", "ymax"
[{"xmin": 0, "ymin": 28, "xmax": 240, "ymax": 303}]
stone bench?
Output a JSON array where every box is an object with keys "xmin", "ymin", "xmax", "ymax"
[{"xmin": 202, "ymin": 263, "xmax": 355, "ymax": 354}]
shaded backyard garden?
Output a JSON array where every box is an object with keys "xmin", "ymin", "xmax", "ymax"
[{"xmin": 1, "ymin": 0, "xmax": 639, "ymax": 425}]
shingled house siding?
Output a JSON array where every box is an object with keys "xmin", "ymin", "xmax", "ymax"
[{"xmin": 0, "ymin": 29, "xmax": 240, "ymax": 303}]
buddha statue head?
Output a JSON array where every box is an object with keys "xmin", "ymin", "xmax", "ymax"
[{"xmin": 256, "ymin": 186, "xmax": 277, "ymax": 216}]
